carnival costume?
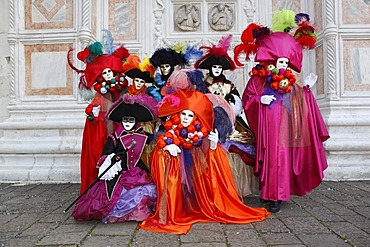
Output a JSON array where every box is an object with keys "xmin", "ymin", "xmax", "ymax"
[
  {"xmin": 68, "ymin": 40, "xmax": 129, "ymax": 194},
  {"xmin": 72, "ymin": 93, "xmax": 158, "ymax": 223},
  {"xmin": 138, "ymin": 89, "xmax": 270, "ymax": 234},
  {"xmin": 195, "ymin": 35, "xmax": 258, "ymax": 196},
  {"xmin": 236, "ymin": 10, "xmax": 329, "ymax": 212}
]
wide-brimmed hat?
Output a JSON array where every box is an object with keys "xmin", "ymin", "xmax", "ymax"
[
  {"xmin": 194, "ymin": 35, "xmax": 236, "ymax": 71},
  {"xmin": 150, "ymin": 48, "xmax": 186, "ymax": 68},
  {"xmin": 107, "ymin": 93, "xmax": 158, "ymax": 122},
  {"xmin": 158, "ymin": 89, "xmax": 214, "ymax": 133},
  {"xmin": 125, "ymin": 68, "xmax": 154, "ymax": 83},
  {"xmin": 73, "ymin": 42, "xmax": 129, "ymax": 88},
  {"xmin": 122, "ymin": 55, "xmax": 155, "ymax": 83}
]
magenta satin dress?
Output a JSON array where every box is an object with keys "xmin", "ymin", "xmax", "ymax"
[{"xmin": 242, "ymin": 76, "xmax": 330, "ymax": 202}]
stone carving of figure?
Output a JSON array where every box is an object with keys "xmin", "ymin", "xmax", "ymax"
[
  {"xmin": 209, "ymin": 3, "xmax": 234, "ymax": 31},
  {"xmin": 175, "ymin": 4, "xmax": 200, "ymax": 31}
]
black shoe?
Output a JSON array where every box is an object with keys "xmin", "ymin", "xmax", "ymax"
[
  {"xmin": 259, "ymin": 198, "xmax": 270, "ymax": 203},
  {"xmin": 268, "ymin": 201, "xmax": 281, "ymax": 213}
]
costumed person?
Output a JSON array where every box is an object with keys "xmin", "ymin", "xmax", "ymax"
[
  {"xmin": 67, "ymin": 39, "xmax": 130, "ymax": 194},
  {"xmin": 148, "ymin": 46, "xmax": 187, "ymax": 101},
  {"xmin": 122, "ymin": 55, "xmax": 157, "ymax": 169},
  {"xmin": 123, "ymin": 55, "xmax": 155, "ymax": 97},
  {"xmin": 138, "ymin": 89, "xmax": 270, "ymax": 235},
  {"xmin": 71, "ymin": 93, "xmax": 158, "ymax": 223},
  {"xmin": 194, "ymin": 34, "xmax": 251, "ymax": 133},
  {"xmin": 194, "ymin": 36, "xmax": 259, "ymax": 197},
  {"xmin": 237, "ymin": 10, "xmax": 329, "ymax": 213},
  {"xmin": 160, "ymin": 69, "xmax": 257, "ymax": 196}
]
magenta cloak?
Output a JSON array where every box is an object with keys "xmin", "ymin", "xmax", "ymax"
[{"xmin": 242, "ymin": 76, "xmax": 329, "ymax": 202}]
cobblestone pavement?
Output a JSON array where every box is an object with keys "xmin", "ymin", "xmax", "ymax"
[{"xmin": 0, "ymin": 181, "xmax": 369, "ymax": 247}]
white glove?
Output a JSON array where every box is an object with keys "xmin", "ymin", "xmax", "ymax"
[
  {"xmin": 99, "ymin": 153, "xmax": 122, "ymax": 181},
  {"xmin": 92, "ymin": 105, "xmax": 101, "ymax": 117},
  {"xmin": 261, "ymin": 95, "xmax": 276, "ymax": 105},
  {"xmin": 163, "ymin": 144, "xmax": 181, "ymax": 156},
  {"xmin": 304, "ymin": 73, "xmax": 318, "ymax": 88},
  {"xmin": 208, "ymin": 129, "xmax": 219, "ymax": 150}
]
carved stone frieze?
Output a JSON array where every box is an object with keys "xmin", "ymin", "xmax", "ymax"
[
  {"xmin": 174, "ymin": 3, "xmax": 201, "ymax": 31},
  {"xmin": 208, "ymin": 3, "xmax": 234, "ymax": 31}
]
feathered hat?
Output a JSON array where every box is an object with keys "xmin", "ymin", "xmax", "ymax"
[
  {"xmin": 122, "ymin": 55, "xmax": 155, "ymax": 83},
  {"xmin": 106, "ymin": 93, "xmax": 158, "ymax": 122},
  {"xmin": 194, "ymin": 35, "xmax": 236, "ymax": 71},
  {"xmin": 234, "ymin": 10, "xmax": 317, "ymax": 71},
  {"xmin": 158, "ymin": 89, "xmax": 214, "ymax": 133},
  {"xmin": 68, "ymin": 41, "xmax": 129, "ymax": 88},
  {"xmin": 150, "ymin": 47, "xmax": 186, "ymax": 68},
  {"xmin": 233, "ymin": 23, "xmax": 271, "ymax": 66}
]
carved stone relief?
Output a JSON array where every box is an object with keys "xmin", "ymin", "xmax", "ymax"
[
  {"xmin": 208, "ymin": 3, "xmax": 234, "ymax": 31},
  {"xmin": 174, "ymin": 3, "xmax": 201, "ymax": 31}
]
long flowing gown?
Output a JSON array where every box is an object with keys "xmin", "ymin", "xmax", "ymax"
[
  {"xmin": 72, "ymin": 125, "xmax": 157, "ymax": 223},
  {"xmin": 79, "ymin": 93, "xmax": 118, "ymax": 194},
  {"xmin": 242, "ymin": 75, "xmax": 330, "ymax": 202},
  {"xmin": 138, "ymin": 142, "xmax": 270, "ymax": 234}
]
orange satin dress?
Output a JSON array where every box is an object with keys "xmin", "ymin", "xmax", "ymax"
[{"xmin": 138, "ymin": 143, "xmax": 270, "ymax": 234}]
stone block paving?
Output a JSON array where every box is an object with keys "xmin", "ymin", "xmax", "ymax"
[{"xmin": 0, "ymin": 181, "xmax": 369, "ymax": 247}]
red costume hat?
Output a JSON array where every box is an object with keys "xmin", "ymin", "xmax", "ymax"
[
  {"xmin": 68, "ymin": 42, "xmax": 130, "ymax": 88},
  {"xmin": 158, "ymin": 89, "xmax": 214, "ymax": 134}
]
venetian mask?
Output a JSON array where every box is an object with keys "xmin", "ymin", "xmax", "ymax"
[
  {"xmin": 102, "ymin": 68, "xmax": 114, "ymax": 81},
  {"xmin": 122, "ymin": 116, "xmax": 136, "ymax": 130},
  {"xmin": 180, "ymin": 110, "xmax": 195, "ymax": 127},
  {"xmin": 211, "ymin": 65, "xmax": 223, "ymax": 77},
  {"xmin": 276, "ymin": 58, "xmax": 289, "ymax": 70},
  {"xmin": 133, "ymin": 78, "xmax": 145, "ymax": 90},
  {"xmin": 160, "ymin": 64, "xmax": 172, "ymax": 76}
]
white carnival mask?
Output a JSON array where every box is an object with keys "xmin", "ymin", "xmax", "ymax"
[
  {"xmin": 180, "ymin": 109, "xmax": 195, "ymax": 127},
  {"xmin": 211, "ymin": 65, "xmax": 223, "ymax": 77},
  {"xmin": 102, "ymin": 68, "xmax": 114, "ymax": 81},
  {"xmin": 160, "ymin": 64, "xmax": 172, "ymax": 76},
  {"xmin": 276, "ymin": 58, "xmax": 289, "ymax": 70},
  {"xmin": 134, "ymin": 78, "xmax": 145, "ymax": 90}
]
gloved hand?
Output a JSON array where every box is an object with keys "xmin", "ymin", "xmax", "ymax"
[
  {"xmin": 261, "ymin": 95, "xmax": 276, "ymax": 105},
  {"xmin": 92, "ymin": 105, "xmax": 101, "ymax": 117},
  {"xmin": 163, "ymin": 144, "xmax": 181, "ymax": 156},
  {"xmin": 304, "ymin": 73, "xmax": 318, "ymax": 88},
  {"xmin": 99, "ymin": 153, "xmax": 122, "ymax": 181},
  {"xmin": 208, "ymin": 129, "xmax": 219, "ymax": 150}
]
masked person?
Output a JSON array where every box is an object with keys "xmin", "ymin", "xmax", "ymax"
[
  {"xmin": 138, "ymin": 89, "xmax": 270, "ymax": 234},
  {"xmin": 194, "ymin": 35, "xmax": 259, "ymax": 197},
  {"xmin": 148, "ymin": 48, "xmax": 186, "ymax": 101},
  {"xmin": 71, "ymin": 93, "xmax": 158, "ymax": 223},
  {"xmin": 68, "ymin": 41, "xmax": 129, "ymax": 194},
  {"xmin": 238, "ymin": 11, "xmax": 330, "ymax": 213},
  {"xmin": 122, "ymin": 55, "xmax": 155, "ymax": 97}
]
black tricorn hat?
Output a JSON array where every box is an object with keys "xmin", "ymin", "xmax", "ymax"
[
  {"xmin": 194, "ymin": 35, "xmax": 236, "ymax": 71},
  {"xmin": 195, "ymin": 53, "xmax": 235, "ymax": 70},
  {"xmin": 106, "ymin": 94, "xmax": 158, "ymax": 122},
  {"xmin": 125, "ymin": 68, "xmax": 154, "ymax": 83}
]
